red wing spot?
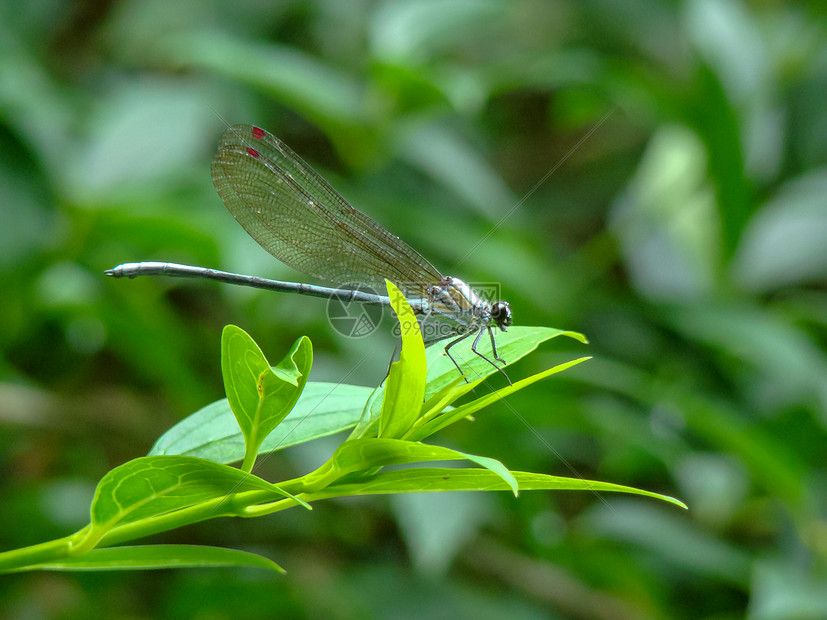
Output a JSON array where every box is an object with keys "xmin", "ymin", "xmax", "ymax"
[
  {"xmin": 252, "ymin": 126, "xmax": 265, "ymax": 140},
  {"xmin": 246, "ymin": 147, "xmax": 260, "ymax": 158}
]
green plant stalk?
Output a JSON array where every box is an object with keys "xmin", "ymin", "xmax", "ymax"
[
  {"xmin": 0, "ymin": 488, "xmax": 308, "ymax": 572},
  {"xmin": 95, "ymin": 489, "xmax": 300, "ymax": 547},
  {"xmin": 241, "ymin": 428, "xmax": 260, "ymax": 473},
  {"xmin": 0, "ymin": 533, "xmax": 83, "ymax": 572},
  {"xmin": 0, "ymin": 478, "xmax": 336, "ymax": 571}
]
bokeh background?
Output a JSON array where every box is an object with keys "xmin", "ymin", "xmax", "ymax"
[{"xmin": 2, "ymin": 0, "xmax": 826, "ymax": 618}]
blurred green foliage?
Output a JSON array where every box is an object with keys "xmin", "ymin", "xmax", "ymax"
[{"xmin": 1, "ymin": 0, "xmax": 825, "ymax": 618}]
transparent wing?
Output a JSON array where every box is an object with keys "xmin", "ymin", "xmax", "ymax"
[{"xmin": 211, "ymin": 124, "xmax": 444, "ymax": 298}]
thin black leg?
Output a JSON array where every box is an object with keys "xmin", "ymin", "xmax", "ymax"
[
  {"xmin": 443, "ymin": 331, "xmax": 473, "ymax": 383},
  {"xmin": 470, "ymin": 328, "xmax": 512, "ymax": 385},
  {"xmin": 488, "ymin": 326, "xmax": 506, "ymax": 364}
]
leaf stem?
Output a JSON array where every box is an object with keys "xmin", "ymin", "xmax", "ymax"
[{"xmin": 0, "ymin": 534, "xmax": 78, "ymax": 572}]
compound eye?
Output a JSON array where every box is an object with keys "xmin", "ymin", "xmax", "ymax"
[{"xmin": 492, "ymin": 301, "xmax": 512, "ymax": 328}]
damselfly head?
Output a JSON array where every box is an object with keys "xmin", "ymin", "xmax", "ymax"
[{"xmin": 491, "ymin": 301, "xmax": 512, "ymax": 331}]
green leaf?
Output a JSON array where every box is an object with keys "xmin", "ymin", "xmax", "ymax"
[
  {"xmin": 408, "ymin": 356, "xmax": 592, "ymax": 440},
  {"xmin": 149, "ymin": 382, "xmax": 373, "ymax": 463},
  {"xmin": 424, "ymin": 326, "xmax": 588, "ymax": 398},
  {"xmin": 363, "ymin": 326, "xmax": 588, "ymax": 433},
  {"xmin": 314, "ymin": 467, "xmax": 687, "ymax": 509},
  {"xmin": 401, "ymin": 122, "xmax": 515, "ymax": 219},
  {"xmin": 348, "ymin": 384, "xmax": 384, "ymax": 440},
  {"xmin": 316, "ymin": 438, "xmax": 517, "ymax": 495},
  {"xmin": 160, "ymin": 32, "xmax": 370, "ymax": 153},
  {"xmin": 22, "ymin": 545, "xmax": 284, "ymax": 573},
  {"xmin": 379, "ymin": 280, "xmax": 427, "ymax": 439},
  {"xmin": 221, "ymin": 326, "xmax": 312, "ymax": 470},
  {"xmin": 86, "ymin": 456, "xmax": 298, "ymax": 543},
  {"xmin": 420, "ymin": 374, "xmax": 466, "ymax": 420}
]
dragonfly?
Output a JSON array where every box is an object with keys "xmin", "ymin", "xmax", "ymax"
[{"xmin": 106, "ymin": 124, "xmax": 512, "ymax": 381}]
